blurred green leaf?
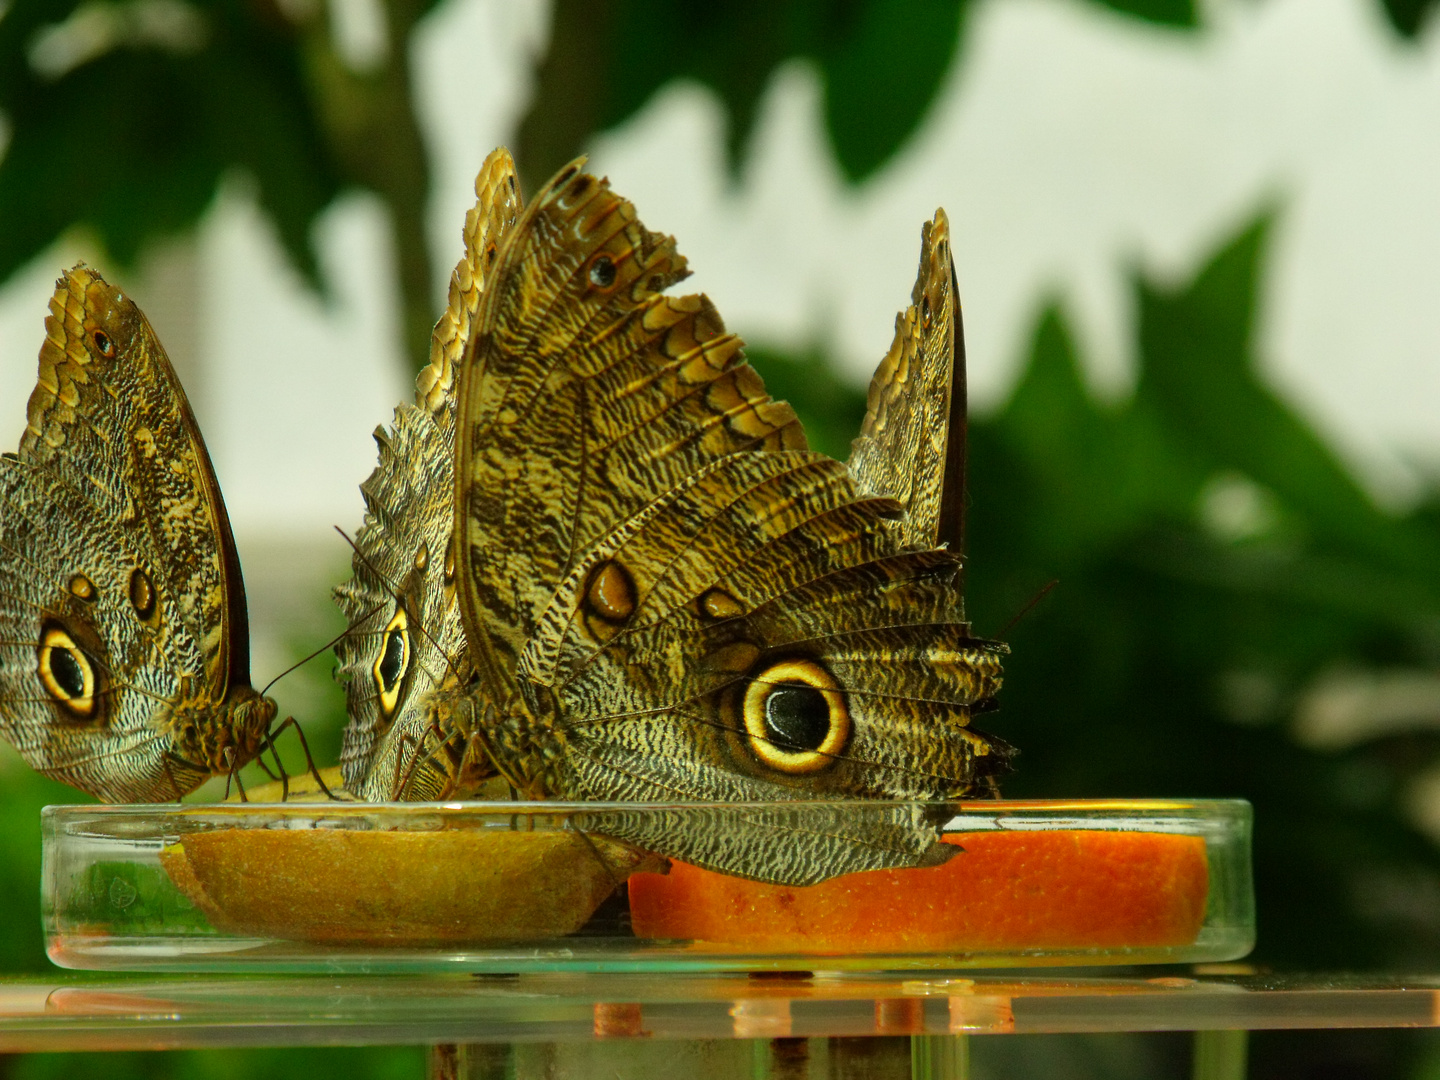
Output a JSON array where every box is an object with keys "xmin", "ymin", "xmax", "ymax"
[
  {"xmin": 0, "ymin": 0, "xmax": 342, "ymax": 289},
  {"xmin": 1092, "ymin": 0, "xmax": 1195, "ymax": 24},
  {"xmin": 1379, "ymin": 0, "xmax": 1440, "ymax": 36},
  {"xmin": 967, "ymin": 215, "xmax": 1440, "ymax": 971},
  {"xmin": 0, "ymin": 756, "xmax": 90, "ymax": 973},
  {"xmin": 8, "ymin": 1046, "xmax": 424, "ymax": 1080},
  {"xmin": 0, "ymin": 0, "xmax": 443, "ymax": 369},
  {"xmin": 814, "ymin": 0, "xmax": 968, "ymax": 180},
  {"xmin": 519, "ymin": 0, "xmax": 1202, "ymax": 188},
  {"xmin": 1136, "ymin": 217, "xmax": 1440, "ymax": 591}
]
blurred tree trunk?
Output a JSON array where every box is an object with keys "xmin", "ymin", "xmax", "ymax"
[
  {"xmin": 516, "ymin": 0, "xmax": 617, "ymax": 193},
  {"xmin": 293, "ymin": 0, "xmax": 436, "ymax": 374}
]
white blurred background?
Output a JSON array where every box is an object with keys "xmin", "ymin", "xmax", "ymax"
[{"xmin": 0, "ymin": 0, "xmax": 1437, "ymax": 739}]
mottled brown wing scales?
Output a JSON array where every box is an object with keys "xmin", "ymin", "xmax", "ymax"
[
  {"xmin": 457, "ymin": 166, "xmax": 800, "ymax": 686},
  {"xmin": 334, "ymin": 147, "xmax": 525, "ymax": 800},
  {"xmin": 701, "ymin": 500, "xmax": 908, "ymax": 613},
  {"xmin": 446, "ymin": 160, "xmax": 1009, "ymax": 884},
  {"xmin": 332, "ymin": 404, "xmax": 474, "ymax": 797},
  {"xmin": 26, "ymin": 271, "xmax": 245, "ymax": 703},
  {"xmin": 523, "ymin": 451, "xmax": 852, "ymax": 692},
  {"xmin": 848, "ymin": 210, "xmax": 963, "ymax": 553},
  {"xmin": 0, "ymin": 266, "xmax": 275, "ymax": 801},
  {"xmin": 417, "ymin": 148, "xmax": 523, "ymax": 420}
]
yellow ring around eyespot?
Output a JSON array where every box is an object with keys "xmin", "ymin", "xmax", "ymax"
[
  {"xmin": 741, "ymin": 658, "xmax": 849, "ymax": 775},
  {"xmin": 373, "ymin": 607, "xmax": 411, "ymax": 718},
  {"xmin": 37, "ymin": 625, "xmax": 97, "ymax": 718}
]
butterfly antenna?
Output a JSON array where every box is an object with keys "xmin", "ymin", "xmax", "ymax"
[
  {"xmin": 991, "ymin": 578, "xmax": 1058, "ymax": 642},
  {"xmin": 259, "ymin": 614, "xmax": 382, "ymax": 698},
  {"xmin": 333, "ymin": 526, "xmax": 468, "ymax": 684},
  {"xmin": 333, "ymin": 525, "xmax": 404, "ymax": 598}
]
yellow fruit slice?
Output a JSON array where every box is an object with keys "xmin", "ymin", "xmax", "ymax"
[{"xmin": 161, "ymin": 827, "xmax": 663, "ymax": 944}]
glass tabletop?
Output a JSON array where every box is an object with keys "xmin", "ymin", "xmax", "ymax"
[{"xmin": 0, "ymin": 970, "xmax": 1434, "ymax": 1052}]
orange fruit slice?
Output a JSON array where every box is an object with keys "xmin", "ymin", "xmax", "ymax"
[{"xmin": 628, "ymin": 830, "xmax": 1209, "ymax": 952}]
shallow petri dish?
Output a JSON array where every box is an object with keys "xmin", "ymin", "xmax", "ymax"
[{"xmin": 42, "ymin": 798, "xmax": 1253, "ymax": 973}]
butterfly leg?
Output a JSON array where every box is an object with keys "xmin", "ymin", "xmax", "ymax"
[
  {"xmin": 161, "ymin": 754, "xmax": 186, "ymax": 804},
  {"xmin": 266, "ymin": 715, "xmax": 335, "ymax": 801},
  {"xmin": 222, "ymin": 746, "xmax": 248, "ymax": 803},
  {"xmin": 392, "ymin": 724, "xmax": 443, "ymax": 799},
  {"xmin": 569, "ymin": 825, "xmax": 627, "ymax": 892},
  {"xmin": 244, "ymin": 727, "xmax": 288, "ymax": 798}
]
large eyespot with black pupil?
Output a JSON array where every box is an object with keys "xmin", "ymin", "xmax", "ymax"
[
  {"xmin": 373, "ymin": 606, "xmax": 411, "ymax": 718},
  {"xmin": 741, "ymin": 658, "xmax": 850, "ymax": 774},
  {"xmin": 128, "ymin": 567, "xmax": 156, "ymax": 622},
  {"xmin": 92, "ymin": 329, "xmax": 116, "ymax": 358},
  {"xmin": 588, "ymin": 254, "xmax": 618, "ymax": 291},
  {"xmin": 37, "ymin": 622, "xmax": 103, "ymax": 721}
]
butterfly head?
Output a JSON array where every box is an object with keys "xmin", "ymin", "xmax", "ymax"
[{"xmin": 163, "ymin": 683, "xmax": 277, "ymax": 789}]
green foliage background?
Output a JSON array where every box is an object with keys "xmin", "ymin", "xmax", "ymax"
[{"xmin": 3, "ymin": 0, "xmax": 1440, "ymax": 1077}]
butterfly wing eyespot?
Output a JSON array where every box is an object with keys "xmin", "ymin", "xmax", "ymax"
[
  {"xmin": 373, "ymin": 606, "xmax": 412, "ymax": 719},
  {"xmin": 91, "ymin": 329, "xmax": 115, "ymax": 358},
  {"xmin": 582, "ymin": 559, "xmax": 636, "ymax": 643},
  {"xmin": 699, "ymin": 587, "xmax": 744, "ymax": 621},
  {"xmin": 585, "ymin": 560, "xmax": 635, "ymax": 622},
  {"xmin": 67, "ymin": 574, "xmax": 96, "ymax": 602},
  {"xmin": 37, "ymin": 622, "xmax": 103, "ymax": 722},
  {"xmin": 587, "ymin": 254, "xmax": 618, "ymax": 291},
  {"xmin": 741, "ymin": 658, "xmax": 850, "ymax": 774},
  {"xmin": 127, "ymin": 567, "xmax": 157, "ymax": 622}
]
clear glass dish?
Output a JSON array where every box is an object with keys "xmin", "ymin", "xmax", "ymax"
[{"xmin": 42, "ymin": 798, "xmax": 1253, "ymax": 973}]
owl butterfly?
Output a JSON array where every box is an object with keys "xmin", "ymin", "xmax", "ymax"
[
  {"xmin": 0, "ymin": 266, "xmax": 276, "ymax": 802},
  {"xmin": 445, "ymin": 160, "xmax": 1011, "ymax": 885},
  {"xmin": 333, "ymin": 148, "xmax": 521, "ymax": 800}
]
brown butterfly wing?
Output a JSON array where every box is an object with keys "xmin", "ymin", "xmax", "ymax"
[
  {"xmin": 848, "ymin": 210, "xmax": 967, "ymax": 554},
  {"xmin": 0, "ymin": 267, "xmax": 273, "ymax": 800},
  {"xmin": 416, "ymin": 148, "xmax": 525, "ymax": 421},
  {"xmin": 334, "ymin": 148, "xmax": 522, "ymax": 798},
  {"xmin": 454, "ymin": 164, "xmax": 1007, "ymax": 883},
  {"xmin": 454, "ymin": 163, "xmax": 804, "ymax": 692}
]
